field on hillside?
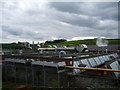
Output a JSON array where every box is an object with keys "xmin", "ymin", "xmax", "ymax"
[
  {"xmin": 45, "ymin": 39, "xmax": 120, "ymax": 46},
  {"xmin": 1, "ymin": 39, "xmax": 120, "ymax": 49}
]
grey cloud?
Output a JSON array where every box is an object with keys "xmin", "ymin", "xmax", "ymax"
[
  {"xmin": 49, "ymin": 2, "xmax": 82, "ymax": 14},
  {"xmin": 49, "ymin": 2, "xmax": 118, "ymax": 20},
  {"xmin": 23, "ymin": 31, "xmax": 44, "ymax": 40},
  {"xmin": 2, "ymin": 26, "xmax": 23, "ymax": 36},
  {"xmin": 58, "ymin": 15, "xmax": 100, "ymax": 29},
  {"xmin": 48, "ymin": 2, "xmax": 118, "ymax": 31},
  {"xmin": 1, "ymin": 1, "xmax": 118, "ymax": 43}
]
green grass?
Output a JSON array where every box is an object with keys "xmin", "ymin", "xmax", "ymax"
[
  {"xmin": 2, "ymin": 83, "xmax": 22, "ymax": 89},
  {"xmin": 49, "ymin": 80, "xmax": 59, "ymax": 87},
  {"xmin": 1, "ymin": 43, "xmax": 24, "ymax": 49},
  {"xmin": 46, "ymin": 39, "xmax": 120, "ymax": 46},
  {"xmin": 91, "ymin": 85, "xmax": 120, "ymax": 90},
  {"xmin": 1, "ymin": 39, "xmax": 120, "ymax": 49},
  {"xmin": 2, "ymin": 83, "xmax": 120, "ymax": 90}
]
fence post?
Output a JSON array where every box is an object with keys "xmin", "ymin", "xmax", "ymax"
[
  {"xmin": 31, "ymin": 64, "xmax": 34, "ymax": 85},
  {"xmin": 14, "ymin": 62, "xmax": 16, "ymax": 83},
  {"xmin": 57, "ymin": 66, "xmax": 60, "ymax": 87},
  {"xmin": 25, "ymin": 63, "xmax": 28, "ymax": 85},
  {"xmin": 43, "ymin": 65, "xmax": 46, "ymax": 87}
]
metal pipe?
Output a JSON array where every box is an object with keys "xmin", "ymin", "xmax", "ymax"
[{"xmin": 64, "ymin": 66, "xmax": 120, "ymax": 72}]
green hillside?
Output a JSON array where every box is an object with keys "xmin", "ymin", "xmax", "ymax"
[
  {"xmin": 1, "ymin": 43, "xmax": 24, "ymax": 49},
  {"xmin": 44, "ymin": 39, "xmax": 120, "ymax": 46},
  {"xmin": 0, "ymin": 39, "xmax": 120, "ymax": 49}
]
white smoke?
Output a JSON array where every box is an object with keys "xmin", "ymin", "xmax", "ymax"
[{"xmin": 96, "ymin": 37, "xmax": 109, "ymax": 47}]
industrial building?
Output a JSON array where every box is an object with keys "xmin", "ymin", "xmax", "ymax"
[{"xmin": 1, "ymin": 43, "xmax": 120, "ymax": 89}]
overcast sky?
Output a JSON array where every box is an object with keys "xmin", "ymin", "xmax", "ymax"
[{"xmin": 1, "ymin": 1, "xmax": 118, "ymax": 43}]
